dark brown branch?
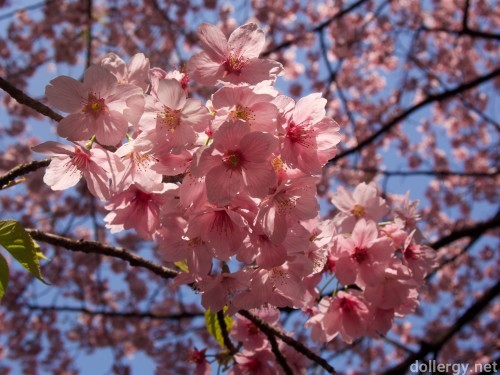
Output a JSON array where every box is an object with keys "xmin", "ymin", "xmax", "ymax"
[
  {"xmin": 265, "ymin": 329, "xmax": 294, "ymax": 375},
  {"xmin": 26, "ymin": 304, "xmax": 203, "ymax": 320},
  {"xmin": 217, "ymin": 310, "xmax": 237, "ymax": 355},
  {"xmin": 329, "ymin": 67, "xmax": 500, "ymax": 164},
  {"xmin": 339, "ymin": 165, "xmax": 498, "ymax": 178},
  {"xmin": 383, "ymin": 279, "xmax": 500, "ymax": 375},
  {"xmin": 261, "ymin": 0, "xmax": 369, "ymax": 57},
  {"xmin": 0, "ymin": 159, "xmax": 50, "ymax": 189},
  {"xmin": 0, "ymin": 76, "xmax": 63, "ymax": 122},
  {"xmin": 26, "ymin": 229, "xmax": 180, "ymax": 279},
  {"xmin": 85, "ymin": 0, "xmax": 93, "ymax": 68},
  {"xmin": 429, "ymin": 210, "xmax": 500, "ymax": 250},
  {"xmin": 462, "ymin": 0, "xmax": 471, "ymax": 30},
  {"xmin": 238, "ymin": 310, "xmax": 336, "ymax": 373},
  {"xmin": 422, "ymin": 26, "xmax": 500, "ymax": 41}
]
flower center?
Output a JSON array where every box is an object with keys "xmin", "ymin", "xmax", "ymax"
[
  {"xmin": 229, "ymin": 104, "xmax": 255, "ymax": 123},
  {"xmin": 222, "ymin": 151, "xmax": 243, "ymax": 170},
  {"xmin": 351, "ymin": 247, "xmax": 369, "ymax": 263},
  {"xmin": 83, "ymin": 93, "xmax": 107, "ymax": 118},
  {"xmin": 286, "ymin": 122, "xmax": 312, "ymax": 147},
  {"xmin": 70, "ymin": 147, "xmax": 91, "ymax": 171},
  {"xmin": 274, "ymin": 193, "xmax": 297, "ymax": 216},
  {"xmin": 352, "ymin": 205, "xmax": 365, "ymax": 217},
  {"xmin": 160, "ymin": 106, "xmax": 181, "ymax": 131},
  {"xmin": 223, "ymin": 53, "xmax": 246, "ymax": 76}
]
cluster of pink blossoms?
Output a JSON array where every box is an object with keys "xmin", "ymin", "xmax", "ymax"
[{"xmin": 33, "ymin": 23, "xmax": 435, "ymax": 371}]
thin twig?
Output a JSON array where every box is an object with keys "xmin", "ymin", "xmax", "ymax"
[
  {"xmin": 0, "ymin": 159, "xmax": 50, "ymax": 189},
  {"xmin": 0, "ymin": 76, "xmax": 62, "ymax": 122},
  {"xmin": 238, "ymin": 310, "xmax": 336, "ymax": 373}
]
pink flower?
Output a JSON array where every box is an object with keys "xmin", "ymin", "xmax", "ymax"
[
  {"xmin": 100, "ymin": 53, "xmax": 150, "ymax": 91},
  {"xmin": 32, "ymin": 141, "xmax": 123, "ymax": 200},
  {"xmin": 231, "ymin": 307, "xmax": 279, "ymax": 351},
  {"xmin": 186, "ymin": 196, "xmax": 256, "ymax": 260},
  {"xmin": 104, "ymin": 183, "xmax": 177, "ymax": 239},
  {"xmin": 305, "ymin": 291, "xmax": 370, "ymax": 344},
  {"xmin": 402, "ymin": 231, "xmax": 436, "ymax": 283},
  {"xmin": 233, "ymin": 349, "xmax": 275, "ymax": 375},
  {"xmin": 114, "ymin": 134, "xmax": 162, "ymax": 192},
  {"xmin": 199, "ymin": 271, "xmax": 250, "ymax": 312},
  {"xmin": 195, "ymin": 123, "xmax": 277, "ymax": 205},
  {"xmin": 331, "ymin": 182, "xmax": 389, "ymax": 232},
  {"xmin": 142, "ymin": 79, "xmax": 209, "ymax": 149},
  {"xmin": 334, "ymin": 219, "xmax": 394, "ymax": 287},
  {"xmin": 46, "ymin": 65, "xmax": 145, "ymax": 145},
  {"xmin": 210, "ymin": 85, "xmax": 278, "ymax": 133},
  {"xmin": 187, "ymin": 23, "xmax": 283, "ymax": 85},
  {"xmin": 187, "ymin": 347, "xmax": 211, "ymax": 375},
  {"xmin": 255, "ymin": 176, "xmax": 319, "ymax": 244},
  {"xmin": 363, "ymin": 260, "xmax": 417, "ymax": 309},
  {"xmin": 279, "ymin": 93, "xmax": 341, "ymax": 174}
]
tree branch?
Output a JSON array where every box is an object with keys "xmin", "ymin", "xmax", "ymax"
[
  {"xmin": 85, "ymin": 0, "xmax": 93, "ymax": 68},
  {"xmin": 238, "ymin": 310, "xmax": 336, "ymax": 373},
  {"xmin": 26, "ymin": 303, "xmax": 203, "ymax": 320},
  {"xmin": 339, "ymin": 165, "xmax": 498, "ymax": 178},
  {"xmin": 26, "ymin": 229, "xmax": 180, "ymax": 279},
  {"xmin": 261, "ymin": 0, "xmax": 369, "ymax": 57},
  {"xmin": 0, "ymin": 159, "xmax": 50, "ymax": 189},
  {"xmin": 382, "ymin": 279, "xmax": 500, "ymax": 375},
  {"xmin": 265, "ymin": 329, "xmax": 294, "ymax": 375},
  {"xmin": 217, "ymin": 310, "xmax": 237, "ymax": 355},
  {"xmin": 0, "ymin": 76, "xmax": 63, "ymax": 122},
  {"xmin": 329, "ymin": 67, "xmax": 500, "ymax": 163},
  {"xmin": 429, "ymin": 210, "xmax": 500, "ymax": 250}
]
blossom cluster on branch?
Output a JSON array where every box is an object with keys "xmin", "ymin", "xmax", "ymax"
[{"xmin": 26, "ymin": 22, "xmax": 438, "ymax": 373}]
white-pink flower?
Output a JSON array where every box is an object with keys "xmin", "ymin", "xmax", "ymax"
[
  {"xmin": 187, "ymin": 23, "xmax": 283, "ymax": 85},
  {"xmin": 104, "ymin": 183, "xmax": 177, "ymax": 239},
  {"xmin": 279, "ymin": 93, "xmax": 341, "ymax": 174},
  {"xmin": 46, "ymin": 65, "xmax": 145, "ymax": 146},
  {"xmin": 210, "ymin": 85, "xmax": 278, "ymax": 133},
  {"xmin": 331, "ymin": 182, "xmax": 389, "ymax": 232},
  {"xmin": 334, "ymin": 218, "xmax": 394, "ymax": 287},
  {"xmin": 305, "ymin": 291, "xmax": 370, "ymax": 344},
  {"xmin": 194, "ymin": 122, "xmax": 277, "ymax": 205},
  {"xmin": 32, "ymin": 141, "xmax": 123, "ymax": 200},
  {"xmin": 141, "ymin": 79, "xmax": 209, "ymax": 149},
  {"xmin": 100, "ymin": 53, "xmax": 150, "ymax": 91}
]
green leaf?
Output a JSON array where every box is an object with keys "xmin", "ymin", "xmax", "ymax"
[
  {"xmin": 0, "ymin": 220, "xmax": 47, "ymax": 284},
  {"xmin": 174, "ymin": 260, "xmax": 189, "ymax": 273},
  {"xmin": 0, "ymin": 254, "xmax": 8, "ymax": 302},
  {"xmin": 204, "ymin": 306, "xmax": 233, "ymax": 349}
]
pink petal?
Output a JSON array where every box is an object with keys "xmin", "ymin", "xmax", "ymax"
[
  {"xmin": 293, "ymin": 93, "xmax": 327, "ymax": 126},
  {"xmin": 156, "ymin": 79, "xmax": 187, "ymax": 110},
  {"xmin": 351, "ymin": 219, "xmax": 378, "ymax": 249},
  {"xmin": 84, "ymin": 163, "xmax": 111, "ymax": 200},
  {"xmin": 44, "ymin": 157, "xmax": 82, "ymax": 190},
  {"xmin": 32, "ymin": 141, "xmax": 75, "ymax": 156},
  {"xmin": 213, "ymin": 121, "xmax": 250, "ymax": 150},
  {"xmin": 45, "ymin": 76, "xmax": 85, "ymax": 113},
  {"xmin": 82, "ymin": 65, "xmax": 117, "ymax": 98},
  {"xmin": 240, "ymin": 131, "xmax": 277, "ymax": 162},
  {"xmin": 187, "ymin": 52, "xmax": 225, "ymax": 86},
  {"xmin": 197, "ymin": 23, "xmax": 228, "ymax": 61},
  {"xmin": 249, "ymin": 102, "xmax": 278, "ymax": 132},
  {"xmin": 57, "ymin": 113, "xmax": 94, "ymax": 141},
  {"xmin": 205, "ymin": 165, "xmax": 242, "ymax": 205},
  {"xmin": 94, "ymin": 110, "xmax": 128, "ymax": 146},
  {"xmin": 237, "ymin": 58, "xmax": 283, "ymax": 85},
  {"xmin": 242, "ymin": 162, "xmax": 276, "ymax": 198},
  {"xmin": 334, "ymin": 256, "xmax": 357, "ymax": 286},
  {"xmin": 228, "ymin": 23, "xmax": 265, "ymax": 59}
]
